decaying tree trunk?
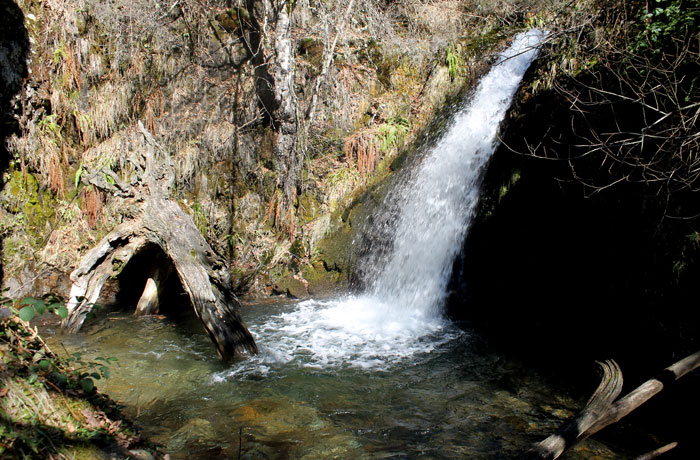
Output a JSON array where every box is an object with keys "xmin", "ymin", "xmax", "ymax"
[
  {"xmin": 520, "ymin": 350, "xmax": 700, "ymax": 460},
  {"xmin": 64, "ymin": 122, "xmax": 257, "ymax": 360},
  {"xmin": 135, "ymin": 276, "xmax": 159, "ymax": 316}
]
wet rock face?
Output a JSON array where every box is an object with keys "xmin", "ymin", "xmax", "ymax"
[
  {"xmin": 0, "ymin": 1, "xmax": 28, "ymax": 285},
  {"xmin": 0, "ymin": 0, "xmax": 29, "ymax": 165},
  {"xmin": 0, "ymin": 1, "xmax": 28, "ymax": 109}
]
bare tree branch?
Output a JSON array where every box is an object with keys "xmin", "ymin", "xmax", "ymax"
[{"xmin": 520, "ymin": 351, "xmax": 700, "ymax": 460}]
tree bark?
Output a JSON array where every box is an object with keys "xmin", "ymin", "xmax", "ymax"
[
  {"xmin": 634, "ymin": 442, "xmax": 678, "ymax": 460},
  {"xmin": 520, "ymin": 360, "xmax": 623, "ymax": 460},
  {"xmin": 64, "ymin": 122, "xmax": 258, "ymax": 360},
  {"xmin": 135, "ymin": 277, "xmax": 159, "ymax": 316},
  {"xmin": 270, "ymin": 0, "xmax": 299, "ymax": 209}
]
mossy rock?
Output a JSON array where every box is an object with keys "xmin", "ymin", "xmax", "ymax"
[
  {"xmin": 302, "ymin": 260, "xmax": 342, "ymax": 296},
  {"xmin": 289, "ymin": 238, "xmax": 306, "ymax": 259},
  {"xmin": 315, "ymin": 219, "xmax": 352, "ymax": 274},
  {"xmin": 272, "ymin": 275, "xmax": 308, "ymax": 299},
  {"xmin": 3, "ymin": 170, "xmax": 56, "ymax": 241},
  {"xmin": 231, "ymin": 266, "xmax": 258, "ymax": 291},
  {"xmin": 297, "ymin": 191, "xmax": 321, "ymax": 225}
]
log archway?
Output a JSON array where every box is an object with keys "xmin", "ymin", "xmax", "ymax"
[{"xmin": 64, "ymin": 122, "xmax": 257, "ymax": 360}]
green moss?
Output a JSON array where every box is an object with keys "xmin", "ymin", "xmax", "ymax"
[
  {"xmin": 289, "ymin": 238, "xmax": 306, "ymax": 271},
  {"xmin": 302, "ymin": 260, "xmax": 341, "ymax": 296},
  {"xmin": 272, "ymin": 274, "xmax": 308, "ymax": 299},
  {"xmin": 315, "ymin": 219, "xmax": 352, "ymax": 273},
  {"xmin": 297, "ymin": 192, "xmax": 320, "ymax": 225},
  {"xmin": 289, "ymin": 238, "xmax": 306, "ymax": 259},
  {"xmin": 498, "ymin": 169, "xmax": 521, "ymax": 202},
  {"xmin": 4, "ymin": 171, "xmax": 56, "ymax": 244}
]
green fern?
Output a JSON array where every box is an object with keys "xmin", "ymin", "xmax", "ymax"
[
  {"xmin": 446, "ymin": 44, "xmax": 464, "ymax": 81},
  {"xmin": 378, "ymin": 117, "xmax": 410, "ymax": 153}
]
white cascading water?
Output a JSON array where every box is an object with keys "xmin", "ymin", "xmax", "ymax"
[
  {"xmin": 368, "ymin": 29, "xmax": 546, "ymax": 315},
  {"xmin": 217, "ymin": 30, "xmax": 546, "ymax": 378}
]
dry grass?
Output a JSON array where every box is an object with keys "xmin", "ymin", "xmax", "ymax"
[
  {"xmin": 80, "ymin": 186, "xmax": 103, "ymax": 229},
  {"xmin": 344, "ymin": 130, "xmax": 380, "ymax": 175},
  {"xmin": 46, "ymin": 152, "xmax": 65, "ymax": 197},
  {"xmin": 86, "ymin": 81, "xmax": 132, "ymax": 141},
  {"xmin": 41, "ymin": 208, "xmax": 94, "ymax": 270},
  {"xmin": 265, "ymin": 189, "xmax": 298, "ymax": 238},
  {"xmin": 0, "ymin": 374, "xmax": 75, "ymax": 433}
]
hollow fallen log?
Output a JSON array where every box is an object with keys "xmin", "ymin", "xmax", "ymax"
[
  {"xmin": 520, "ymin": 350, "xmax": 700, "ymax": 460},
  {"xmin": 64, "ymin": 122, "xmax": 257, "ymax": 360},
  {"xmin": 65, "ymin": 195, "xmax": 258, "ymax": 359}
]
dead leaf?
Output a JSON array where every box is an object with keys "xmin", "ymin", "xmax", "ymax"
[{"xmin": 80, "ymin": 408, "xmax": 103, "ymax": 429}]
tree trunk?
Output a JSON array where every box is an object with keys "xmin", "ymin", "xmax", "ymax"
[
  {"xmin": 245, "ymin": 0, "xmax": 299, "ymax": 228},
  {"xmin": 64, "ymin": 122, "xmax": 258, "ymax": 360},
  {"xmin": 270, "ymin": 0, "xmax": 298, "ymax": 207}
]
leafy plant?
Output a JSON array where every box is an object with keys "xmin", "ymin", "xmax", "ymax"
[
  {"xmin": 63, "ymin": 352, "xmax": 118, "ymax": 392},
  {"xmin": 446, "ymin": 44, "xmax": 465, "ymax": 81},
  {"xmin": 672, "ymin": 231, "xmax": 700, "ymax": 281},
  {"xmin": 632, "ymin": 0, "xmax": 700, "ymax": 54},
  {"xmin": 74, "ymin": 162, "xmax": 84, "ymax": 188},
  {"xmin": 2, "ymin": 294, "xmax": 116, "ymax": 394},
  {"xmin": 378, "ymin": 116, "xmax": 410, "ymax": 153},
  {"xmin": 53, "ymin": 43, "xmax": 67, "ymax": 65},
  {"xmin": 38, "ymin": 114, "xmax": 61, "ymax": 138},
  {"xmin": 11, "ymin": 294, "xmax": 68, "ymax": 322}
]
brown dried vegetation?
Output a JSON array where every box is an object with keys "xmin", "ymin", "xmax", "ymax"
[{"xmin": 344, "ymin": 130, "xmax": 380, "ymax": 175}]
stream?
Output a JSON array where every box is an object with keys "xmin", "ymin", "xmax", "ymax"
[{"xmin": 41, "ymin": 299, "xmax": 622, "ymax": 460}]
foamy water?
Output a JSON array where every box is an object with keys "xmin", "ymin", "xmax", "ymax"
[{"xmin": 213, "ymin": 296, "xmax": 460, "ymax": 379}]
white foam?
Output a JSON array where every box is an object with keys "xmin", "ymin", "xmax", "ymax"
[{"xmin": 212, "ymin": 296, "xmax": 460, "ymax": 380}]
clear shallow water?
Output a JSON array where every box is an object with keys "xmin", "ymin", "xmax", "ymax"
[{"xmin": 42, "ymin": 299, "xmax": 621, "ymax": 460}]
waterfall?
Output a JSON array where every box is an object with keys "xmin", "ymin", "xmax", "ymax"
[
  {"xmin": 364, "ymin": 29, "xmax": 547, "ymax": 317},
  {"xmin": 224, "ymin": 30, "xmax": 547, "ymax": 374}
]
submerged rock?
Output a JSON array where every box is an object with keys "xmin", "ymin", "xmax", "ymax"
[{"xmin": 230, "ymin": 397, "xmax": 362, "ymax": 460}]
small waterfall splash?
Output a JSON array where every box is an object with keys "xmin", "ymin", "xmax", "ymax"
[
  {"xmin": 222, "ymin": 30, "xmax": 546, "ymax": 376},
  {"xmin": 364, "ymin": 29, "xmax": 546, "ymax": 317}
]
